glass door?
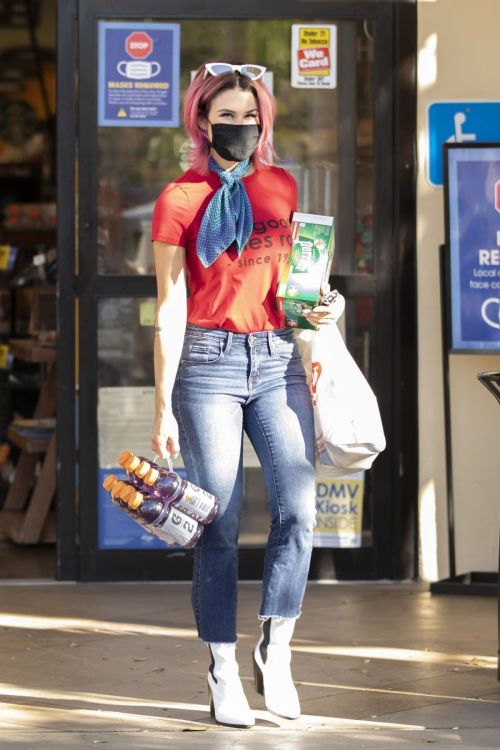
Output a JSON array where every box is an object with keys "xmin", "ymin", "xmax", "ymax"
[{"xmin": 66, "ymin": 0, "xmax": 400, "ymax": 581}]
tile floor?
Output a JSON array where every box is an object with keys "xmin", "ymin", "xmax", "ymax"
[{"xmin": 0, "ymin": 581, "xmax": 498, "ymax": 749}]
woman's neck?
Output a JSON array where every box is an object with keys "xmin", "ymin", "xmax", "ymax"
[{"xmin": 210, "ymin": 149, "xmax": 254, "ymax": 174}]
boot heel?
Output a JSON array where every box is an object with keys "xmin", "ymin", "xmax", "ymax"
[
  {"xmin": 253, "ymin": 652, "xmax": 264, "ymax": 696},
  {"xmin": 207, "ymin": 643, "xmax": 255, "ymax": 727},
  {"xmin": 207, "ymin": 682, "xmax": 215, "ymax": 718}
]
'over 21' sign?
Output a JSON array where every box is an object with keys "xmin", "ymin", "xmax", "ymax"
[{"xmin": 445, "ymin": 144, "xmax": 500, "ymax": 351}]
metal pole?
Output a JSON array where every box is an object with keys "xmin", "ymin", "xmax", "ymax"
[{"xmin": 439, "ymin": 243, "xmax": 456, "ymax": 579}]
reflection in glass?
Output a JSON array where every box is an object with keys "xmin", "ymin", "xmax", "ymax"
[
  {"xmin": 355, "ymin": 24, "xmax": 374, "ymax": 274},
  {"xmin": 340, "ymin": 295, "xmax": 374, "ymax": 546},
  {"xmin": 97, "ymin": 298, "xmax": 155, "ymax": 386},
  {"xmin": 343, "ymin": 296, "xmax": 373, "ymax": 380}
]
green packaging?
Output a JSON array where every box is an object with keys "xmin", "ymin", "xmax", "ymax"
[{"xmin": 277, "ymin": 212, "xmax": 335, "ymax": 329}]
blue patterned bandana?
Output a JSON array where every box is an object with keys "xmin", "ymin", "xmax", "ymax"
[{"xmin": 196, "ymin": 157, "xmax": 254, "ymax": 268}]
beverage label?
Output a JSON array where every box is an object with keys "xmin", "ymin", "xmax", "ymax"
[
  {"xmin": 175, "ymin": 482, "xmax": 217, "ymax": 522},
  {"xmin": 146, "ymin": 527, "xmax": 178, "ymax": 546},
  {"xmin": 158, "ymin": 507, "xmax": 200, "ymax": 546},
  {"xmin": 276, "ymin": 212, "xmax": 335, "ymax": 330}
]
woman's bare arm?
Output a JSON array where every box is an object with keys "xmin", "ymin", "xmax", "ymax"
[{"xmin": 151, "ymin": 240, "xmax": 186, "ymax": 457}]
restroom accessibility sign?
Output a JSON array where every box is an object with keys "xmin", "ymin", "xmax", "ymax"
[
  {"xmin": 291, "ymin": 24, "xmax": 337, "ymax": 89},
  {"xmin": 98, "ymin": 22, "xmax": 180, "ymax": 127}
]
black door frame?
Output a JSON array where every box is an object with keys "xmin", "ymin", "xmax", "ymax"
[{"xmin": 56, "ymin": 0, "xmax": 418, "ymax": 581}]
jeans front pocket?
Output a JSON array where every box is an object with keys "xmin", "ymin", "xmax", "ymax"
[
  {"xmin": 181, "ymin": 339, "xmax": 224, "ymax": 365},
  {"xmin": 271, "ymin": 331, "xmax": 302, "ymax": 363}
]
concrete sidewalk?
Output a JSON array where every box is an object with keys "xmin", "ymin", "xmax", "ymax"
[{"xmin": 0, "ymin": 581, "xmax": 498, "ymax": 749}]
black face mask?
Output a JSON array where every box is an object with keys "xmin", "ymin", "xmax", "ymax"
[{"xmin": 208, "ymin": 122, "xmax": 261, "ymax": 162}]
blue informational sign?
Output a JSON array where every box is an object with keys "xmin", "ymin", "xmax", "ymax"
[
  {"xmin": 446, "ymin": 145, "xmax": 500, "ymax": 352},
  {"xmin": 98, "ymin": 21, "xmax": 180, "ymax": 128},
  {"xmin": 98, "ymin": 467, "xmax": 188, "ymax": 549},
  {"xmin": 428, "ymin": 102, "xmax": 500, "ymax": 187}
]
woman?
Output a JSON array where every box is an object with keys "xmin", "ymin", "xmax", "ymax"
[{"xmin": 151, "ymin": 60, "xmax": 343, "ymax": 728}]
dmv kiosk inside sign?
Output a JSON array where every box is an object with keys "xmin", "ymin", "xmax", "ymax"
[{"xmin": 291, "ymin": 24, "xmax": 337, "ymax": 89}]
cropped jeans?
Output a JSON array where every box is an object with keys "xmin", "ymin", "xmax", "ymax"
[{"xmin": 172, "ymin": 323, "xmax": 316, "ymax": 643}]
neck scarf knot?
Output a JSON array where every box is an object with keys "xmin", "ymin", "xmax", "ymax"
[{"xmin": 196, "ymin": 157, "xmax": 253, "ymax": 268}]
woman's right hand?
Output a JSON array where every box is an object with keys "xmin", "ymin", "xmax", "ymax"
[{"xmin": 151, "ymin": 410, "xmax": 180, "ymax": 460}]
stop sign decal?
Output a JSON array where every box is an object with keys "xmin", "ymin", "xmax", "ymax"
[
  {"xmin": 495, "ymin": 180, "xmax": 500, "ymax": 213},
  {"xmin": 125, "ymin": 32, "xmax": 153, "ymax": 59}
]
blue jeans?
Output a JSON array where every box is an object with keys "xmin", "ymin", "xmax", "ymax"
[{"xmin": 172, "ymin": 324, "xmax": 316, "ymax": 643}]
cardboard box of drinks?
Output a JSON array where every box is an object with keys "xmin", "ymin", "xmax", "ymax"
[{"xmin": 277, "ymin": 211, "xmax": 335, "ymax": 330}]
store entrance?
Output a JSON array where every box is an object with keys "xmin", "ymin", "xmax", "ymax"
[{"xmin": 58, "ymin": 0, "xmax": 417, "ymax": 581}]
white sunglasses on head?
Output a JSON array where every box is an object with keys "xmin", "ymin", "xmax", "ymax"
[{"xmin": 204, "ymin": 62, "xmax": 267, "ymax": 81}]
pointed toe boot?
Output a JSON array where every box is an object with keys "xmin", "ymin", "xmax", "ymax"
[
  {"xmin": 207, "ymin": 642, "xmax": 255, "ymax": 728},
  {"xmin": 253, "ymin": 617, "xmax": 301, "ymax": 719}
]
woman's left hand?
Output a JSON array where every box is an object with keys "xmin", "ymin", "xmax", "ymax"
[{"xmin": 303, "ymin": 285, "xmax": 345, "ymax": 328}]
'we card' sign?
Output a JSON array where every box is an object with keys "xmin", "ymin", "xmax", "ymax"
[{"xmin": 291, "ymin": 24, "xmax": 337, "ymax": 89}]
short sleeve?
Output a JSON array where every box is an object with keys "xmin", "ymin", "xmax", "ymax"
[{"xmin": 151, "ymin": 184, "xmax": 189, "ymax": 246}]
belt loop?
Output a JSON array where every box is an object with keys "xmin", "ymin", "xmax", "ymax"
[
  {"xmin": 267, "ymin": 330, "xmax": 273, "ymax": 356},
  {"xmin": 225, "ymin": 330, "xmax": 233, "ymax": 356}
]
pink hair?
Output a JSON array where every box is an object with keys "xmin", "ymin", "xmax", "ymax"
[{"xmin": 182, "ymin": 59, "xmax": 278, "ymax": 175}]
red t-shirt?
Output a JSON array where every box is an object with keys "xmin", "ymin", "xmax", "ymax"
[{"xmin": 151, "ymin": 165, "xmax": 297, "ymax": 332}]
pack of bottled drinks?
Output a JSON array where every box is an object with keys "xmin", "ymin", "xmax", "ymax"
[{"xmin": 102, "ymin": 452, "xmax": 220, "ymax": 547}]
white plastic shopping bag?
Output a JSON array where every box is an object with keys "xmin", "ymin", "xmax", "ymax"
[{"xmin": 295, "ymin": 324, "xmax": 386, "ymax": 475}]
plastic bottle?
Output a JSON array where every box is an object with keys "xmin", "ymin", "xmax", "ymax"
[
  {"xmin": 118, "ymin": 452, "xmax": 167, "ymax": 493},
  {"xmin": 102, "ymin": 475, "xmax": 203, "ymax": 548},
  {"xmin": 118, "ymin": 451, "xmax": 219, "ymax": 525},
  {"xmin": 102, "ymin": 474, "xmax": 135, "ymax": 512},
  {"xmin": 142, "ymin": 465, "xmax": 220, "ymax": 524},
  {"xmin": 118, "ymin": 451, "xmax": 149, "ymax": 490}
]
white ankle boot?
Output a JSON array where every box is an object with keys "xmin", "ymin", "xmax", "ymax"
[
  {"xmin": 253, "ymin": 617, "xmax": 301, "ymax": 719},
  {"xmin": 207, "ymin": 642, "xmax": 255, "ymax": 728}
]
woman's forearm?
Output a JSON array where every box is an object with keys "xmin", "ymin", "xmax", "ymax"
[{"xmin": 154, "ymin": 292, "xmax": 187, "ymax": 413}]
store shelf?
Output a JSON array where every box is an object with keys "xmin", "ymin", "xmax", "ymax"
[
  {"xmin": 0, "ymin": 510, "xmax": 55, "ymax": 544},
  {"xmin": 0, "ymin": 431, "xmax": 56, "ymax": 545},
  {"xmin": 7, "ymin": 378, "xmax": 43, "ymax": 392},
  {"xmin": 0, "ymin": 229, "xmax": 56, "ymax": 246},
  {"xmin": 7, "ymin": 424, "xmax": 51, "ymax": 453},
  {"xmin": 8, "ymin": 339, "xmax": 56, "ymax": 364},
  {"xmin": 0, "ymin": 320, "xmax": 57, "ymax": 544}
]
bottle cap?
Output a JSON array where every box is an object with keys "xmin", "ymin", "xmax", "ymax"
[
  {"xmin": 102, "ymin": 474, "xmax": 118, "ymax": 491},
  {"xmin": 144, "ymin": 467, "xmax": 159, "ymax": 485},
  {"xmin": 112, "ymin": 481, "xmax": 124, "ymax": 497},
  {"xmin": 110, "ymin": 481, "xmax": 124, "ymax": 498},
  {"xmin": 128, "ymin": 491, "xmax": 144, "ymax": 510},
  {"xmin": 136, "ymin": 460, "xmax": 151, "ymax": 478},
  {"xmin": 126, "ymin": 455, "xmax": 141, "ymax": 471},
  {"xmin": 118, "ymin": 451, "xmax": 132, "ymax": 467},
  {"xmin": 117, "ymin": 483, "xmax": 134, "ymax": 501}
]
